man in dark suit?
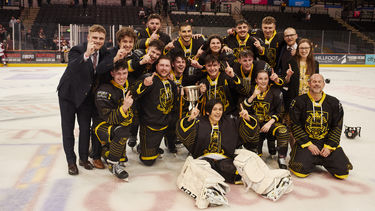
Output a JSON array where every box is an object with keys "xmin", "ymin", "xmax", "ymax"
[{"xmin": 57, "ymin": 24, "xmax": 110, "ymax": 175}]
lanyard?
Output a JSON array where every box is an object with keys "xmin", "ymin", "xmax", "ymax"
[
  {"xmin": 178, "ymin": 37, "xmax": 193, "ymax": 57},
  {"xmin": 236, "ymin": 33, "xmax": 250, "ymax": 49}
]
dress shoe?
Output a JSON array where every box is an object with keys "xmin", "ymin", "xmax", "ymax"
[
  {"xmin": 79, "ymin": 160, "xmax": 94, "ymax": 170},
  {"xmin": 93, "ymin": 159, "xmax": 105, "ymax": 169},
  {"xmin": 68, "ymin": 163, "xmax": 79, "ymax": 175}
]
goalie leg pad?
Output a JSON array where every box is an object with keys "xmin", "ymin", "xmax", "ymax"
[
  {"xmin": 233, "ymin": 149, "xmax": 293, "ymax": 201},
  {"xmin": 177, "ymin": 156, "xmax": 230, "ymax": 209}
]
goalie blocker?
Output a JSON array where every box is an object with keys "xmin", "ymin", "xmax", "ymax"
[{"xmin": 177, "ymin": 149, "xmax": 293, "ymax": 209}]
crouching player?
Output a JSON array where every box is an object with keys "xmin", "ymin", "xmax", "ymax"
[
  {"xmin": 93, "ymin": 60, "xmax": 134, "ymax": 180},
  {"xmin": 176, "ymin": 99, "xmax": 293, "ymax": 209}
]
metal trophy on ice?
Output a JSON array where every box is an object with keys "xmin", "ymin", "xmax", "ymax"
[{"xmin": 182, "ymin": 85, "xmax": 201, "ymax": 111}]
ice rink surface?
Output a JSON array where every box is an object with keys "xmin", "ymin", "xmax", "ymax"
[{"xmin": 0, "ymin": 66, "xmax": 374, "ymax": 211}]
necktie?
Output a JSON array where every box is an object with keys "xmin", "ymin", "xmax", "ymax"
[
  {"xmin": 287, "ymin": 46, "xmax": 292, "ymax": 51},
  {"xmin": 92, "ymin": 51, "xmax": 98, "ymax": 71}
]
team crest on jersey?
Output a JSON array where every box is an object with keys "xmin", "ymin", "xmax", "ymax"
[
  {"xmin": 305, "ymin": 110, "xmax": 329, "ymax": 140},
  {"xmin": 254, "ymin": 101, "xmax": 271, "ymax": 122},
  {"xmin": 157, "ymin": 86, "xmax": 173, "ymax": 114},
  {"xmin": 207, "ymin": 86, "xmax": 229, "ymax": 111},
  {"xmin": 204, "ymin": 130, "xmax": 224, "ymax": 154}
]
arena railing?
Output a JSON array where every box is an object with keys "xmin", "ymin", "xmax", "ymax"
[{"xmin": 3, "ymin": 24, "xmax": 375, "ymax": 64}]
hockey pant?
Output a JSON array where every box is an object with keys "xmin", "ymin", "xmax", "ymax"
[
  {"xmin": 177, "ymin": 156, "xmax": 230, "ymax": 209},
  {"xmin": 139, "ymin": 124, "xmax": 167, "ymax": 166},
  {"xmin": 94, "ymin": 122, "xmax": 130, "ymax": 162},
  {"xmin": 257, "ymin": 122, "xmax": 289, "ymax": 157},
  {"xmin": 289, "ymin": 140, "xmax": 353, "ymax": 179},
  {"xmin": 233, "ymin": 149, "xmax": 293, "ymax": 201}
]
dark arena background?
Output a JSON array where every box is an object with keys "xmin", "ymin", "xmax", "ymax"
[{"xmin": 0, "ymin": 0, "xmax": 375, "ymax": 211}]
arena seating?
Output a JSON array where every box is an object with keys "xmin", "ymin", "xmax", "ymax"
[
  {"xmin": 35, "ymin": 4, "xmax": 141, "ymax": 25},
  {"xmin": 169, "ymin": 14, "xmax": 235, "ymax": 27},
  {"xmin": 349, "ymin": 21, "xmax": 375, "ymax": 41},
  {"xmin": 0, "ymin": 9, "xmax": 21, "ymax": 31}
]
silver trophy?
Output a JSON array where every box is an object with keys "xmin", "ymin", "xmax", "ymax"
[{"xmin": 182, "ymin": 85, "xmax": 201, "ymax": 111}]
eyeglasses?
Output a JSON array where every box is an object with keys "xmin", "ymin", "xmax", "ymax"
[{"xmin": 284, "ymin": 34, "xmax": 296, "ymax": 38}]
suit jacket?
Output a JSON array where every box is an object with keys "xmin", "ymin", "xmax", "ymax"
[{"xmin": 57, "ymin": 42, "xmax": 110, "ymax": 108}]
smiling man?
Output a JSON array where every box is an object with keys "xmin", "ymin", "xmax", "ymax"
[
  {"xmin": 132, "ymin": 55, "xmax": 178, "ymax": 166},
  {"xmin": 92, "ymin": 60, "xmax": 134, "ymax": 180},
  {"xmin": 289, "ymin": 74, "xmax": 353, "ymax": 179},
  {"xmin": 199, "ymin": 55, "xmax": 246, "ymax": 116},
  {"xmin": 224, "ymin": 20, "xmax": 265, "ymax": 61},
  {"xmin": 168, "ymin": 22, "xmax": 205, "ymax": 60},
  {"xmin": 57, "ymin": 24, "xmax": 110, "ymax": 175},
  {"xmin": 136, "ymin": 14, "xmax": 171, "ymax": 50},
  {"xmin": 252, "ymin": 16, "xmax": 284, "ymax": 69}
]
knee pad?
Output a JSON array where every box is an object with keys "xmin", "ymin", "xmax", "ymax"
[
  {"xmin": 139, "ymin": 155, "xmax": 156, "ymax": 166},
  {"xmin": 233, "ymin": 149, "xmax": 293, "ymax": 201},
  {"xmin": 177, "ymin": 156, "xmax": 230, "ymax": 209}
]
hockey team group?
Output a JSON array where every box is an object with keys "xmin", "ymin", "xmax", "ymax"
[{"xmin": 56, "ymin": 13, "xmax": 353, "ymax": 208}]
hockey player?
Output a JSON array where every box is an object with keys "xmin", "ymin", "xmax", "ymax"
[
  {"xmin": 243, "ymin": 70, "xmax": 289, "ymax": 169},
  {"xmin": 167, "ymin": 22, "xmax": 205, "ymax": 60},
  {"xmin": 90, "ymin": 27, "xmax": 138, "ymax": 169},
  {"xmin": 224, "ymin": 19, "xmax": 265, "ymax": 61},
  {"xmin": 176, "ymin": 99, "xmax": 292, "ymax": 208},
  {"xmin": 0, "ymin": 40, "xmax": 6, "ymax": 66},
  {"xmin": 132, "ymin": 55, "xmax": 178, "ymax": 166},
  {"xmin": 92, "ymin": 59, "xmax": 134, "ymax": 180},
  {"xmin": 136, "ymin": 14, "xmax": 171, "ymax": 50},
  {"xmin": 198, "ymin": 55, "xmax": 247, "ymax": 116},
  {"xmin": 197, "ymin": 34, "xmax": 236, "ymax": 68},
  {"xmin": 252, "ymin": 16, "xmax": 284, "ymax": 70},
  {"xmin": 289, "ymin": 74, "xmax": 353, "ymax": 179}
]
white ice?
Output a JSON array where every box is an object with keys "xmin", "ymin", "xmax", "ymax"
[{"xmin": 0, "ymin": 66, "xmax": 374, "ymax": 211}]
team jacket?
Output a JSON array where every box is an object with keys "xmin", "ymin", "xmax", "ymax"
[
  {"xmin": 224, "ymin": 33, "xmax": 264, "ymax": 61},
  {"xmin": 136, "ymin": 27, "xmax": 171, "ymax": 49},
  {"xmin": 251, "ymin": 30, "xmax": 284, "ymax": 69},
  {"xmin": 200, "ymin": 72, "xmax": 247, "ymax": 115},
  {"xmin": 289, "ymin": 91, "xmax": 344, "ymax": 150},
  {"xmin": 243, "ymin": 84, "xmax": 284, "ymax": 124},
  {"xmin": 176, "ymin": 115, "xmax": 258, "ymax": 159},
  {"xmin": 132, "ymin": 73, "xmax": 178, "ymax": 130},
  {"xmin": 93, "ymin": 80, "xmax": 133, "ymax": 127},
  {"xmin": 167, "ymin": 37, "xmax": 205, "ymax": 60}
]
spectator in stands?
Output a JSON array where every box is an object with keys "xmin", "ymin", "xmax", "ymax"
[
  {"xmin": 13, "ymin": 18, "xmax": 24, "ymax": 50},
  {"xmin": 9, "ymin": 16, "xmax": 16, "ymax": 29},
  {"xmin": 37, "ymin": 27, "xmax": 47, "ymax": 49},
  {"xmin": 305, "ymin": 11, "xmax": 311, "ymax": 22},
  {"xmin": 138, "ymin": 7, "xmax": 146, "ymax": 20},
  {"xmin": 281, "ymin": 1, "xmax": 286, "ymax": 13},
  {"xmin": 25, "ymin": 29, "xmax": 33, "ymax": 50},
  {"xmin": 0, "ymin": 24, "xmax": 7, "ymax": 42},
  {"xmin": 105, "ymin": 39, "xmax": 113, "ymax": 49}
]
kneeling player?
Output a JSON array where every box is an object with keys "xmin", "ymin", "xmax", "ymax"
[
  {"xmin": 289, "ymin": 74, "xmax": 353, "ymax": 179},
  {"xmin": 93, "ymin": 60, "xmax": 134, "ymax": 180},
  {"xmin": 176, "ymin": 99, "xmax": 293, "ymax": 208}
]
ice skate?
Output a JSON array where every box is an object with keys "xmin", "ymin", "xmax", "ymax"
[{"xmin": 107, "ymin": 160, "xmax": 129, "ymax": 181}]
